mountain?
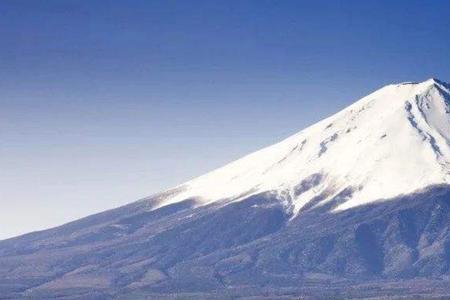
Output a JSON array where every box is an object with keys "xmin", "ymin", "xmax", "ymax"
[{"xmin": 2, "ymin": 79, "xmax": 450, "ymax": 299}]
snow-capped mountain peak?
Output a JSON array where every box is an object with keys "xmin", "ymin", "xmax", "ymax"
[{"xmin": 156, "ymin": 79, "xmax": 450, "ymax": 215}]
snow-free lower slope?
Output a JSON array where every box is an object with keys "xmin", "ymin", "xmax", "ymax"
[{"xmin": 157, "ymin": 79, "xmax": 450, "ymax": 215}]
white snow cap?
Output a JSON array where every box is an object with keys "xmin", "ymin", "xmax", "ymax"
[{"xmin": 157, "ymin": 78, "xmax": 450, "ymax": 214}]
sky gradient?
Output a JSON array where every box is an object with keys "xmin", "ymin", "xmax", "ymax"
[{"xmin": 2, "ymin": 0, "xmax": 450, "ymax": 239}]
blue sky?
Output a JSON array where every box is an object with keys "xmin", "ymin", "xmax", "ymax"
[{"xmin": 1, "ymin": 0, "xmax": 450, "ymax": 239}]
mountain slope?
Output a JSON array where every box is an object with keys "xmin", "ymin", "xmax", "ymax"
[{"xmin": 1, "ymin": 79, "xmax": 450, "ymax": 299}]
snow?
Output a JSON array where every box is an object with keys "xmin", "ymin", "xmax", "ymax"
[{"xmin": 155, "ymin": 79, "xmax": 450, "ymax": 215}]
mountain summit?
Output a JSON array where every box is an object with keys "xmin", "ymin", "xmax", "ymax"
[
  {"xmin": 2, "ymin": 79, "xmax": 450, "ymax": 299},
  {"xmin": 159, "ymin": 78, "xmax": 450, "ymax": 213}
]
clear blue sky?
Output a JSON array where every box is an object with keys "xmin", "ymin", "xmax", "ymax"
[{"xmin": 1, "ymin": 0, "xmax": 450, "ymax": 239}]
